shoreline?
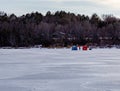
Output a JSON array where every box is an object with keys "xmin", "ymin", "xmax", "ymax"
[{"xmin": 0, "ymin": 45, "xmax": 120, "ymax": 49}]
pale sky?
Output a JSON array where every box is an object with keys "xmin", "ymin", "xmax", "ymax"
[{"xmin": 0, "ymin": 0, "xmax": 120, "ymax": 17}]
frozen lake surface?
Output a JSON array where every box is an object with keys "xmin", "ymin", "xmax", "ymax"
[{"xmin": 0, "ymin": 48, "xmax": 120, "ymax": 91}]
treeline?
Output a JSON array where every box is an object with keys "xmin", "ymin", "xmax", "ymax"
[{"xmin": 0, "ymin": 11, "xmax": 120, "ymax": 47}]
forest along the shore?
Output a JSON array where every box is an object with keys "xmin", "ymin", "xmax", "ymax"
[{"xmin": 0, "ymin": 11, "xmax": 120, "ymax": 47}]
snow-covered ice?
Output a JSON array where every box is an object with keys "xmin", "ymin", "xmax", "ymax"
[{"xmin": 0, "ymin": 48, "xmax": 120, "ymax": 91}]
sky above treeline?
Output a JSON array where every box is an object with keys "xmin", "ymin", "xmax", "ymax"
[{"xmin": 0, "ymin": 0, "xmax": 120, "ymax": 17}]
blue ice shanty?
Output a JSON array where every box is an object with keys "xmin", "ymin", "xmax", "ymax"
[{"xmin": 72, "ymin": 46, "xmax": 78, "ymax": 50}]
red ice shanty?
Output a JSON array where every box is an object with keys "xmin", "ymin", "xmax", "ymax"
[{"xmin": 82, "ymin": 45, "xmax": 88, "ymax": 51}]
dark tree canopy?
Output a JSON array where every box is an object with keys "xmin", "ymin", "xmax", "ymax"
[{"xmin": 0, "ymin": 11, "xmax": 120, "ymax": 47}]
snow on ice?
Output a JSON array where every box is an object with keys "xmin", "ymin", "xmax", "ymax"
[{"xmin": 0, "ymin": 48, "xmax": 120, "ymax": 91}]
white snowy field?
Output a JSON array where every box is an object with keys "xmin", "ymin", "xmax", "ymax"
[{"xmin": 0, "ymin": 48, "xmax": 120, "ymax": 91}]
